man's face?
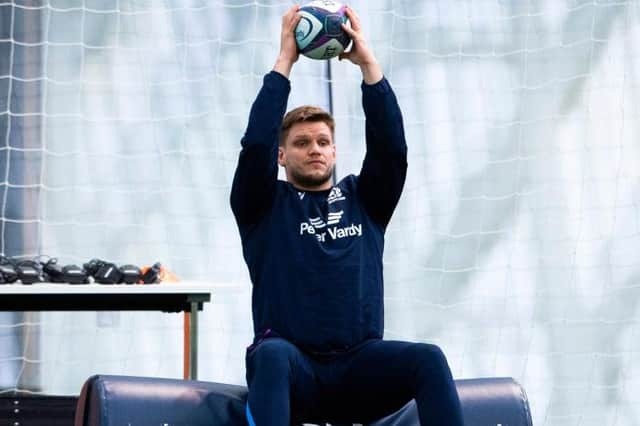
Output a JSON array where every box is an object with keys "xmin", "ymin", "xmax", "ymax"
[{"xmin": 278, "ymin": 121, "xmax": 336, "ymax": 190}]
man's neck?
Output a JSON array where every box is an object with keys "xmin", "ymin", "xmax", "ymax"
[{"xmin": 288, "ymin": 180, "xmax": 332, "ymax": 192}]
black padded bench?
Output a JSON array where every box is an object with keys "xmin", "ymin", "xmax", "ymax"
[{"xmin": 75, "ymin": 375, "xmax": 532, "ymax": 426}]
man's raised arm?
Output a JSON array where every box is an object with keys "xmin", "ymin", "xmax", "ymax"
[
  {"xmin": 340, "ymin": 6, "xmax": 408, "ymax": 228},
  {"xmin": 230, "ymin": 6, "xmax": 301, "ymax": 225}
]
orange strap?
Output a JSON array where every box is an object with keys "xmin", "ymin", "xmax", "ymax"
[{"xmin": 183, "ymin": 312, "xmax": 190, "ymax": 379}]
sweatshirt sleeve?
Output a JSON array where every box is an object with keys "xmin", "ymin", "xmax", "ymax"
[
  {"xmin": 357, "ymin": 77, "xmax": 408, "ymax": 228},
  {"xmin": 230, "ymin": 71, "xmax": 290, "ymax": 225}
]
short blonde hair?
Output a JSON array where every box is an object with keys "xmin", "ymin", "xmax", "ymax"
[{"xmin": 279, "ymin": 105, "xmax": 335, "ymax": 146}]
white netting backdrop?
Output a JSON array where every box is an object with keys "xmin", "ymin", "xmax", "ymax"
[{"xmin": 1, "ymin": 1, "xmax": 639, "ymax": 425}]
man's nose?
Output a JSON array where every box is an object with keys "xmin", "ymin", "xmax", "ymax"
[{"xmin": 308, "ymin": 141, "xmax": 322, "ymax": 154}]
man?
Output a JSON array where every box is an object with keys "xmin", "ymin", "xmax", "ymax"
[{"xmin": 230, "ymin": 4, "xmax": 464, "ymax": 425}]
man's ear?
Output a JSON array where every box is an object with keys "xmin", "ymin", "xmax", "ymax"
[{"xmin": 278, "ymin": 146, "xmax": 285, "ymax": 166}]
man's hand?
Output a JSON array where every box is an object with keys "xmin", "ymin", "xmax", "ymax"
[
  {"xmin": 339, "ymin": 6, "xmax": 383, "ymax": 85},
  {"xmin": 273, "ymin": 4, "xmax": 302, "ymax": 79}
]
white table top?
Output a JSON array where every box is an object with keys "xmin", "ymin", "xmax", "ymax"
[{"xmin": 0, "ymin": 281, "xmax": 241, "ymax": 295}]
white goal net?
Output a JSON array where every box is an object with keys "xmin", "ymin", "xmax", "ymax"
[{"xmin": 1, "ymin": 1, "xmax": 639, "ymax": 425}]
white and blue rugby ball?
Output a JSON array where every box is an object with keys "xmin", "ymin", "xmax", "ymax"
[{"xmin": 295, "ymin": 0, "xmax": 352, "ymax": 60}]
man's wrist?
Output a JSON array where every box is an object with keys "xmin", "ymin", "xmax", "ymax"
[
  {"xmin": 273, "ymin": 55, "xmax": 295, "ymax": 79},
  {"xmin": 360, "ymin": 61, "xmax": 383, "ymax": 85}
]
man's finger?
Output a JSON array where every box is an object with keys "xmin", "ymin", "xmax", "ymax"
[
  {"xmin": 341, "ymin": 22, "xmax": 356, "ymax": 37},
  {"xmin": 345, "ymin": 5, "xmax": 361, "ymax": 31},
  {"xmin": 284, "ymin": 4, "xmax": 299, "ymax": 23},
  {"xmin": 288, "ymin": 13, "xmax": 302, "ymax": 30}
]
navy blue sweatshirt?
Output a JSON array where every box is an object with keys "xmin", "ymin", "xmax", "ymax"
[{"xmin": 231, "ymin": 71, "xmax": 407, "ymax": 354}]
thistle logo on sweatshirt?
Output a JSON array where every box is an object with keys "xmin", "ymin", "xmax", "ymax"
[
  {"xmin": 327, "ymin": 187, "xmax": 345, "ymax": 204},
  {"xmin": 299, "ymin": 209, "xmax": 362, "ymax": 242}
]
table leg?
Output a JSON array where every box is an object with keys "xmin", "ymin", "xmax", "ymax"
[{"xmin": 189, "ymin": 301, "xmax": 198, "ymax": 380}]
